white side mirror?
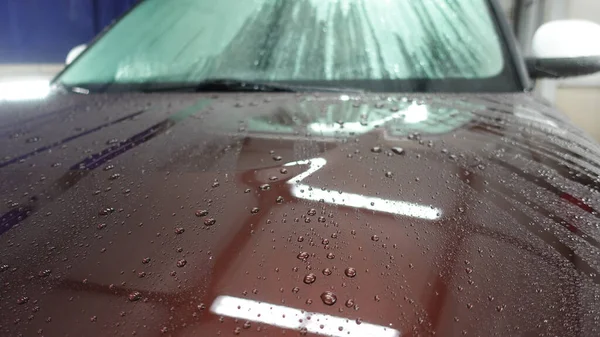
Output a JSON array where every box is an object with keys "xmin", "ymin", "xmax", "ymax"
[
  {"xmin": 527, "ymin": 20, "xmax": 600, "ymax": 78},
  {"xmin": 532, "ymin": 20, "xmax": 600, "ymax": 58},
  {"xmin": 66, "ymin": 44, "xmax": 87, "ymax": 65}
]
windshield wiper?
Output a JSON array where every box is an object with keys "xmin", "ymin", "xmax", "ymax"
[
  {"xmin": 141, "ymin": 78, "xmax": 363, "ymax": 94},
  {"xmin": 54, "ymin": 78, "xmax": 363, "ymax": 94}
]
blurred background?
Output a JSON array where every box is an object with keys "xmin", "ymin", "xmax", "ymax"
[{"xmin": 0, "ymin": 0, "xmax": 598, "ymax": 139}]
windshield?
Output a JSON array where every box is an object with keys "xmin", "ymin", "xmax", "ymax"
[{"xmin": 56, "ymin": 0, "xmax": 520, "ymax": 92}]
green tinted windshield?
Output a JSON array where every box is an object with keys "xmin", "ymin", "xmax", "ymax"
[{"xmin": 57, "ymin": 0, "xmax": 519, "ymax": 92}]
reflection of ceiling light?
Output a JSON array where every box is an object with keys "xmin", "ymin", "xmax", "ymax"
[
  {"xmin": 0, "ymin": 79, "xmax": 50, "ymax": 101},
  {"xmin": 210, "ymin": 295, "xmax": 401, "ymax": 337},
  {"xmin": 291, "ymin": 184, "xmax": 440, "ymax": 220},
  {"xmin": 307, "ymin": 103, "xmax": 429, "ymax": 136},
  {"xmin": 285, "ymin": 158, "xmax": 441, "ymax": 220},
  {"xmin": 403, "ymin": 103, "xmax": 428, "ymax": 124}
]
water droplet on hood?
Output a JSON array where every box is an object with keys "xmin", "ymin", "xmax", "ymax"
[
  {"xmin": 320, "ymin": 291, "xmax": 337, "ymax": 305},
  {"xmin": 391, "ymin": 147, "xmax": 405, "ymax": 155},
  {"xmin": 251, "ymin": 207, "xmax": 260, "ymax": 214},
  {"xmin": 297, "ymin": 252, "xmax": 310, "ymax": 261},
  {"xmin": 204, "ymin": 218, "xmax": 216, "ymax": 226},
  {"xmin": 303, "ymin": 273, "xmax": 317, "ymax": 284},
  {"xmin": 195, "ymin": 209, "xmax": 208, "ymax": 217},
  {"xmin": 371, "ymin": 146, "xmax": 382, "ymax": 153},
  {"xmin": 176, "ymin": 259, "xmax": 187, "ymax": 268},
  {"xmin": 344, "ymin": 267, "xmax": 357, "ymax": 278},
  {"xmin": 128, "ymin": 291, "xmax": 142, "ymax": 302}
]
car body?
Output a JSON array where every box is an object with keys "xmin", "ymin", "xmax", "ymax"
[{"xmin": 1, "ymin": 1, "xmax": 599, "ymax": 336}]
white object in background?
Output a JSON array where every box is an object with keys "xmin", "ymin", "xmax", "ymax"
[
  {"xmin": 66, "ymin": 44, "xmax": 87, "ymax": 65},
  {"xmin": 532, "ymin": 20, "xmax": 600, "ymax": 59},
  {"xmin": 0, "ymin": 78, "xmax": 50, "ymax": 101}
]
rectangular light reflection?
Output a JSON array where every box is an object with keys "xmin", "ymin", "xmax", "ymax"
[
  {"xmin": 210, "ymin": 295, "xmax": 401, "ymax": 337},
  {"xmin": 291, "ymin": 184, "xmax": 440, "ymax": 220}
]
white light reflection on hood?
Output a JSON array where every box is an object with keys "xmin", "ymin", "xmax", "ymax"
[
  {"xmin": 284, "ymin": 158, "xmax": 441, "ymax": 220},
  {"xmin": 210, "ymin": 295, "xmax": 401, "ymax": 337},
  {"xmin": 308, "ymin": 102, "xmax": 428, "ymax": 135}
]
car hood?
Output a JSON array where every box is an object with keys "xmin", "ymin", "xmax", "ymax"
[{"xmin": 0, "ymin": 92, "xmax": 599, "ymax": 337}]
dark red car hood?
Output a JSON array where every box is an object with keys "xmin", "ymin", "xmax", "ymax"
[{"xmin": 0, "ymin": 92, "xmax": 599, "ymax": 337}]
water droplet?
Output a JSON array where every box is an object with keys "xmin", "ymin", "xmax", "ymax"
[
  {"xmin": 307, "ymin": 209, "xmax": 317, "ymax": 216},
  {"xmin": 109, "ymin": 173, "xmax": 121, "ymax": 180},
  {"xmin": 17, "ymin": 296, "xmax": 29, "ymax": 305},
  {"xmin": 244, "ymin": 188, "xmax": 251, "ymax": 193},
  {"xmin": 300, "ymin": 327, "xmax": 308, "ymax": 335},
  {"xmin": 38, "ymin": 269, "xmax": 51, "ymax": 278},
  {"xmin": 371, "ymin": 146, "xmax": 382, "ymax": 153},
  {"xmin": 385, "ymin": 171, "xmax": 393, "ymax": 178},
  {"xmin": 326, "ymin": 253, "xmax": 335, "ymax": 259},
  {"xmin": 174, "ymin": 227, "xmax": 185, "ymax": 234},
  {"xmin": 322, "ymin": 268, "xmax": 332, "ymax": 276},
  {"xmin": 280, "ymin": 168, "xmax": 288, "ymax": 174},
  {"xmin": 297, "ymin": 252, "xmax": 310, "ymax": 261},
  {"xmin": 303, "ymin": 273, "xmax": 316, "ymax": 284},
  {"xmin": 371, "ymin": 235, "xmax": 380, "ymax": 242},
  {"xmin": 176, "ymin": 259, "xmax": 187, "ymax": 268},
  {"xmin": 374, "ymin": 295, "xmax": 381, "ymax": 302},
  {"xmin": 142, "ymin": 257, "xmax": 151, "ymax": 264},
  {"xmin": 345, "ymin": 299, "xmax": 355, "ymax": 308},
  {"xmin": 391, "ymin": 147, "xmax": 405, "ymax": 155},
  {"xmin": 251, "ymin": 207, "xmax": 260, "ymax": 214},
  {"xmin": 320, "ymin": 291, "xmax": 337, "ymax": 305},
  {"xmin": 273, "ymin": 155, "xmax": 282, "ymax": 161},
  {"xmin": 204, "ymin": 218, "xmax": 216, "ymax": 226},
  {"xmin": 98, "ymin": 207, "xmax": 115, "ymax": 216},
  {"xmin": 297, "ymin": 236, "xmax": 304, "ymax": 242},
  {"xmin": 128, "ymin": 291, "xmax": 142, "ymax": 301},
  {"xmin": 276, "ymin": 196, "xmax": 284, "ymax": 204},
  {"xmin": 292, "ymin": 287, "xmax": 300, "ymax": 293},
  {"xmin": 259, "ymin": 184, "xmax": 271, "ymax": 191},
  {"xmin": 97, "ymin": 223, "xmax": 106, "ymax": 230},
  {"xmin": 344, "ymin": 267, "xmax": 356, "ymax": 278},
  {"xmin": 195, "ymin": 209, "xmax": 208, "ymax": 217},
  {"xmin": 322, "ymin": 238, "xmax": 329, "ymax": 245},
  {"xmin": 317, "ymin": 216, "xmax": 326, "ymax": 223}
]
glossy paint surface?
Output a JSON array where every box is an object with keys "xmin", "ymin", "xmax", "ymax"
[{"xmin": 0, "ymin": 92, "xmax": 599, "ymax": 336}]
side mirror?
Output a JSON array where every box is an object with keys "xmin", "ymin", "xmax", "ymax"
[
  {"xmin": 527, "ymin": 20, "xmax": 600, "ymax": 79},
  {"xmin": 66, "ymin": 44, "xmax": 87, "ymax": 65}
]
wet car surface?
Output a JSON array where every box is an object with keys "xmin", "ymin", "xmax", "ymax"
[{"xmin": 1, "ymin": 92, "xmax": 599, "ymax": 336}]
